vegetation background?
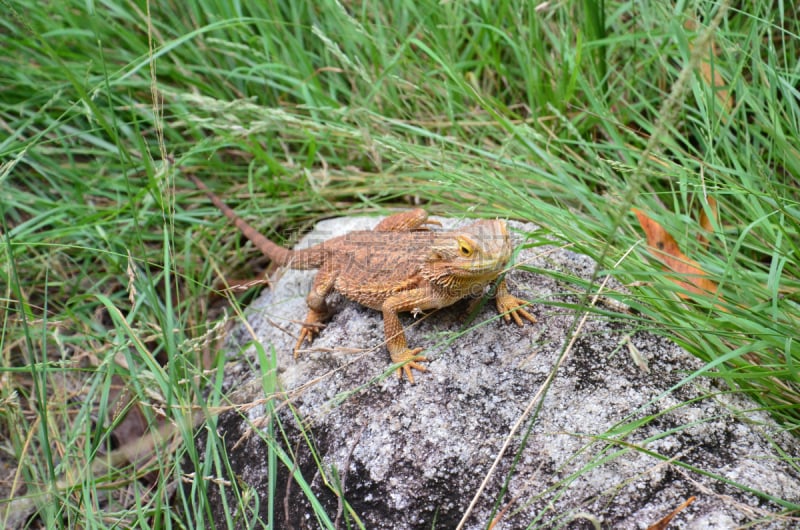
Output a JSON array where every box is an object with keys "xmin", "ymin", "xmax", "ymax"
[{"xmin": 1, "ymin": 0, "xmax": 798, "ymax": 527}]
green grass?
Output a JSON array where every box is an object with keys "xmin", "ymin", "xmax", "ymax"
[{"xmin": 1, "ymin": 0, "xmax": 799, "ymax": 527}]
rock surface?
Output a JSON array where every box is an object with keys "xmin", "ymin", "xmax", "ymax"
[{"xmin": 205, "ymin": 214, "xmax": 800, "ymax": 529}]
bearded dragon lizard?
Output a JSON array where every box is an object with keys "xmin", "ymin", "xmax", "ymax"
[{"xmin": 189, "ymin": 175, "xmax": 536, "ymax": 382}]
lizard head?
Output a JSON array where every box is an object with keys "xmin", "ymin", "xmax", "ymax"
[{"xmin": 423, "ymin": 219, "xmax": 513, "ymax": 292}]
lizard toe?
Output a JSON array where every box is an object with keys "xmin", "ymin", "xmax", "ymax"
[
  {"xmin": 293, "ymin": 320, "xmax": 328, "ymax": 358},
  {"xmin": 396, "ymin": 361, "xmax": 428, "ymax": 384},
  {"xmin": 514, "ymin": 307, "xmax": 537, "ymax": 325},
  {"xmin": 391, "ymin": 348, "xmax": 428, "ymax": 383},
  {"xmin": 497, "ymin": 295, "xmax": 537, "ymax": 325},
  {"xmin": 293, "ymin": 327, "xmax": 316, "ymax": 358}
]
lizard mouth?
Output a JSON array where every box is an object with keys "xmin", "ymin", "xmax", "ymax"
[{"xmin": 458, "ymin": 259, "xmax": 507, "ymax": 278}]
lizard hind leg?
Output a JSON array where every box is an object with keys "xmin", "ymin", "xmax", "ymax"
[
  {"xmin": 374, "ymin": 208, "xmax": 441, "ymax": 232},
  {"xmin": 294, "ymin": 269, "xmax": 335, "ymax": 358}
]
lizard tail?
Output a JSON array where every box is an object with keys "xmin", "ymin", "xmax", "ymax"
[{"xmin": 188, "ymin": 174, "xmax": 323, "ymax": 269}]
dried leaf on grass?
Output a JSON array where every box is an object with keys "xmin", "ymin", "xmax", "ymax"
[
  {"xmin": 696, "ymin": 196, "xmax": 718, "ymax": 248},
  {"xmin": 633, "ymin": 208, "xmax": 719, "ymax": 299},
  {"xmin": 646, "ymin": 496, "xmax": 697, "ymax": 530},
  {"xmin": 686, "ymin": 17, "xmax": 733, "ymax": 111}
]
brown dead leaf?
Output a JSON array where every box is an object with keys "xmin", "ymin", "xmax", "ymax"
[
  {"xmin": 685, "ymin": 18, "xmax": 733, "ymax": 111},
  {"xmin": 697, "ymin": 196, "xmax": 718, "ymax": 248},
  {"xmin": 647, "ymin": 496, "xmax": 696, "ymax": 530},
  {"xmin": 698, "ymin": 50, "xmax": 733, "ymax": 111},
  {"xmin": 633, "ymin": 208, "xmax": 719, "ymax": 298}
]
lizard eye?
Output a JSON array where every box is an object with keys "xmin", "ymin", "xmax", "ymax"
[{"xmin": 458, "ymin": 241, "xmax": 473, "ymax": 257}]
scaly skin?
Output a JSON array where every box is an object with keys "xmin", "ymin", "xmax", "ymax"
[{"xmin": 190, "ymin": 175, "xmax": 536, "ymax": 382}]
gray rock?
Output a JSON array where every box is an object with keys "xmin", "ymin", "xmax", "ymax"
[{"xmin": 206, "ymin": 214, "xmax": 800, "ymax": 529}]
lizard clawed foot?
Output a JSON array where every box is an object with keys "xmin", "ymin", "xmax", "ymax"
[
  {"xmin": 496, "ymin": 295, "xmax": 537, "ymax": 326},
  {"xmin": 390, "ymin": 347, "xmax": 428, "ymax": 384},
  {"xmin": 293, "ymin": 322, "xmax": 326, "ymax": 358}
]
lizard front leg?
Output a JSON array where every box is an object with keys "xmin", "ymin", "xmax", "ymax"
[
  {"xmin": 294, "ymin": 268, "xmax": 335, "ymax": 357},
  {"xmin": 381, "ymin": 289, "xmax": 436, "ymax": 383},
  {"xmin": 495, "ymin": 279, "xmax": 536, "ymax": 326},
  {"xmin": 374, "ymin": 208, "xmax": 441, "ymax": 232}
]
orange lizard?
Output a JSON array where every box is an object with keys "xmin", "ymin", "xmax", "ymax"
[{"xmin": 189, "ymin": 175, "xmax": 536, "ymax": 382}]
